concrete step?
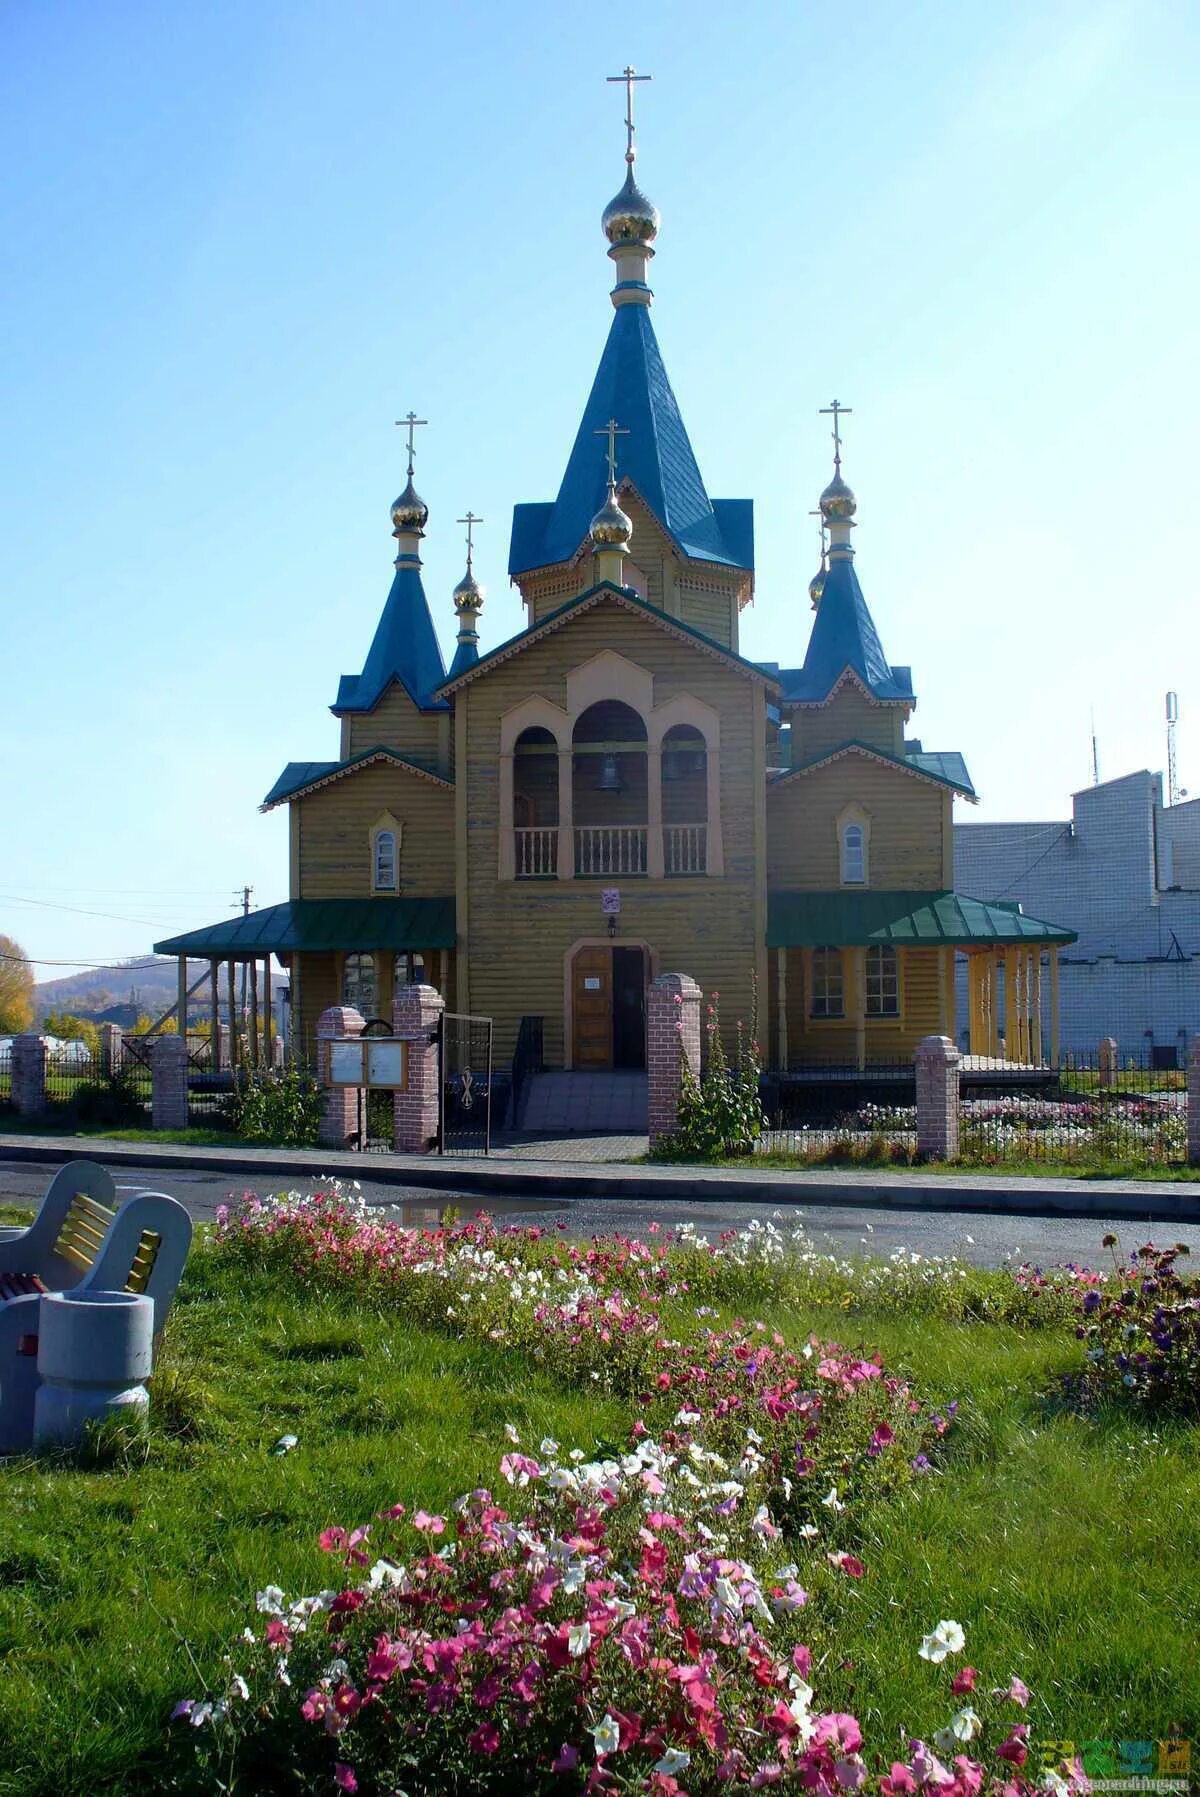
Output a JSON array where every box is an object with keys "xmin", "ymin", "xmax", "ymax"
[{"xmin": 520, "ymin": 1071, "xmax": 649, "ymax": 1134}]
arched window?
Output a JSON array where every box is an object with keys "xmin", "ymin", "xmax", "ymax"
[
  {"xmin": 393, "ymin": 951, "xmax": 426, "ymax": 988},
  {"xmin": 865, "ymin": 944, "xmax": 900, "ymax": 1017},
  {"xmin": 662, "ymin": 722, "xmax": 708, "ymax": 875},
  {"xmin": 840, "ymin": 820, "xmax": 866, "ymax": 885},
  {"xmin": 809, "ymin": 947, "xmax": 844, "ymax": 1018},
  {"xmin": 373, "ymin": 829, "xmax": 397, "ymax": 891},
  {"xmin": 343, "ymin": 953, "xmax": 377, "ymax": 1014},
  {"xmin": 572, "ymin": 699, "xmax": 648, "ymax": 876}
]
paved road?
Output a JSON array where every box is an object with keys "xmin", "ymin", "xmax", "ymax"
[{"xmin": 4, "ymin": 1158, "xmax": 1197, "ymax": 1269}]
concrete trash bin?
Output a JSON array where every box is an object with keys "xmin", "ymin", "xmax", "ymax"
[{"xmin": 33, "ymin": 1289, "xmax": 154, "ymax": 1450}]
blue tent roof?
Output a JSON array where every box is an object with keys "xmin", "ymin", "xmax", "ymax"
[
  {"xmin": 333, "ymin": 561, "xmax": 448, "ymax": 714},
  {"xmin": 508, "ymin": 304, "xmax": 753, "ymax": 576},
  {"xmin": 781, "ymin": 554, "xmax": 914, "ymax": 704}
]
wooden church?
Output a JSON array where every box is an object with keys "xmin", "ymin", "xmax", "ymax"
[{"xmin": 158, "ymin": 88, "xmax": 1074, "ymax": 1081}]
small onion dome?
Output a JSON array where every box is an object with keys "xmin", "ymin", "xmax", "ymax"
[
  {"xmin": 453, "ymin": 566, "xmax": 484, "ymax": 612},
  {"xmin": 602, "ymin": 165, "xmax": 660, "ymax": 245},
  {"xmin": 809, "ymin": 564, "xmax": 826, "ymax": 610},
  {"xmin": 818, "ymin": 470, "xmax": 857, "ymax": 523},
  {"xmin": 390, "ymin": 475, "xmax": 428, "ymax": 535},
  {"xmin": 590, "ymin": 484, "xmax": 633, "ymax": 549}
]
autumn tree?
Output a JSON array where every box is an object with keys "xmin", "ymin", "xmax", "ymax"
[{"xmin": 0, "ymin": 935, "xmax": 34, "ymax": 1035}]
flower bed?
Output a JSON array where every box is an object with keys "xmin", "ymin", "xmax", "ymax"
[{"xmin": 172, "ymin": 1192, "xmax": 1093, "ymax": 1794}]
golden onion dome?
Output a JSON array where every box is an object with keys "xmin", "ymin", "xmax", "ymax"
[
  {"xmin": 602, "ymin": 165, "xmax": 660, "ymax": 245},
  {"xmin": 590, "ymin": 483, "xmax": 633, "ymax": 548},
  {"xmin": 809, "ymin": 564, "xmax": 826, "ymax": 609},
  {"xmin": 390, "ymin": 475, "xmax": 428, "ymax": 536},
  {"xmin": 818, "ymin": 470, "xmax": 857, "ymax": 523},
  {"xmin": 452, "ymin": 567, "xmax": 484, "ymax": 612}
]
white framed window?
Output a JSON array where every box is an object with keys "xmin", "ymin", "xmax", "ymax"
[
  {"xmin": 841, "ymin": 821, "xmax": 866, "ymax": 885},
  {"xmin": 343, "ymin": 952, "xmax": 377, "ymax": 1014},
  {"xmin": 393, "ymin": 951, "xmax": 426, "ymax": 988},
  {"xmin": 865, "ymin": 944, "xmax": 900, "ymax": 1017},
  {"xmin": 810, "ymin": 947, "xmax": 845, "ymax": 1018},
  {"xmin": 374, "ymin": 829, "xmax": 397, "ymax": 891}
]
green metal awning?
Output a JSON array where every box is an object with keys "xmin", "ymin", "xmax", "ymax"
[
  {"xmin": 154, "ymin": 898, "xmax": 456, "ymax": 958},
  {"xmin": 767, "ymin": 890, "xmax": 1077, "ymax": 949}
]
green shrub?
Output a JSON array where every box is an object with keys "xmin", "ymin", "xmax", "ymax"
[
  {"xmin": 662, "ymin": 982, "xmax": 766, "ymax": 1158},
  {"xmin": 226, "ymin": 1066, "xmax": 320, "ymax": 1145}
]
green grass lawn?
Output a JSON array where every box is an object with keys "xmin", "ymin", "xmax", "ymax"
[{"xmin": 0, "ymin": 1234, "xmax": 1197, "ymax": 1793}]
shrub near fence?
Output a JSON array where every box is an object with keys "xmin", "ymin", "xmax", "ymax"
[
  {"xmin": 759, "ymin": 1061, "xmax": 919, "ymax": 1165},
  {"xmin": 958, "ymin": 1052, "xmax": 1187, "ymax": 1168}
]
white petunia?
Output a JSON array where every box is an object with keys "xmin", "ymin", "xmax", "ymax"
[
  {"xmin": 592, "ymin": 1713, "xmax": 621, "ymax": 1756},
  {"xmin": 255, "ymin": 1586, "xmax": 286, "ymax": 1615},
  {"xmin": 821, "ymin": 1485, "xmax": 845, "ymax": 1513},
  {"xmin": 229, "ymin": 1675, "xmax": 249, "ymax": 1702},
  {"xmin": 540, "ymin": 1436, "xmax": 559, "ymax": 1455},
  {"xmin": 918, "ymin": 1619, "xmax": 967, "ymax": 1663},
  {"xmin": 504, "ymin": 1423, "xmax": 520, "ymax": 1444},
  {"xmin": 654, "ymin": 1747, "xmax": 692, "ymax": 1774},
  {"xmin": 567, "ymin": 1621, "xmax": 592, "ymax": 1657}
]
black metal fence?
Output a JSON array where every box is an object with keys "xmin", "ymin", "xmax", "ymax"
[
  {"xmin": 957, "ymin": 1052, "xmax": 1187, "ymax": 1167},
  {"xmin": 760, "ymin": 1062, "xmax": 919, "ymax": 1162},
  {"xmin": 0, "ymin": 1046, "xmax": 10, "ymax": 1108}
]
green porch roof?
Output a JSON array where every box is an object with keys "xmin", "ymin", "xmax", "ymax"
[
  {"xmin": 767, "ymin": 890, "xmax": 1077, "ymax": 949},
  {"xmin": 154, "ymin": 898, "xmax": 456, "ymax": 958}
]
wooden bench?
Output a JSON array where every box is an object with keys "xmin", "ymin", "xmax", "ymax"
[{"xmin": 0, "ymin": 1161, "xmax": 192, "ymax": 1453}]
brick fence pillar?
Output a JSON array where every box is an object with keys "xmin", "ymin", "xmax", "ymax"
[
  {"xmin": 316, "ymin": 1006, "xmax": 366, "ymax": 1148},
  {"xmin": 1098, "ymin": 1037, "xmax": 1119, "ymax": 1088},
  {"xmin": 99, "ymin": 1022, "xmax": 123, "ymax": 1077},
  {"xmin": 150, "ymin": 1034, "xmax": 189, "ymax": 1130},
  {"xmin": 647, "ymin": 973, "xmax": 702, "ymax": 1148},
  {"xmin": 1188, "ymin": 1037, "xmax": 1200, "ymax": 1167},
  {"xmin": 392, "ymin": 984, "xmax": 445, "ymax": 1155},
  {"xmin": 11, "ymin": 1035, "xmax": 48, "ymax": 1117},
  {"xmin": 915, "ymin": 1034, "xmax": 961, "ymax": 1161}
]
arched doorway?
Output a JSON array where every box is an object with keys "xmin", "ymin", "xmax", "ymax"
[{"xmin": 566, "ymin": 938, "xmax": 652, "ymax": 1070}]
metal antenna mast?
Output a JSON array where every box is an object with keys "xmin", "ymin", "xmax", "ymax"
[{"xmin": 1166, "ymin": 691, "xmax": 1181, "ymax": 806}]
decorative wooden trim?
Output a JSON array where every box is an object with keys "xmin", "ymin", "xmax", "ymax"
[
  {"xmin": 836, "ymin": 801, "xmax": 872, "ymax": 888},
  {"xmin": 262, "ymin": 749, "xmax": 452, "ymax": 812},
  {"xmin": 769, "ymin": 741, "xmax": 967, "ymax": 797},
  {"xmin": 783, "ymin": 667, "xmax": 913, "ymax": 712}
]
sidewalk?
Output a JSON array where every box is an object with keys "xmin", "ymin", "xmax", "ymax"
[{"xmin": 1, "ymin": 1130, "xmax": 1197, "ymax": 1223}]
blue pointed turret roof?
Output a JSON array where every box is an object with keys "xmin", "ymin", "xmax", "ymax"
[
  {"xmin": 781, "ymin": 554, "xmax": 914, "ymax": 705},
  {"xmin": 333, "ymin": 560, "xmax": 448, "ymax": 715},
  {"xmin": 509, "ymin": 304, "xmax": 752, "ymax": 577}
]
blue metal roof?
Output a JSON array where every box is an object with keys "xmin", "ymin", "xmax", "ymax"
[
  {"xmin": 261, "ymin": 746, "xmax": 451, "ymax": 811},
  {"xmin": 508, "ymin": 304, "xmax": 753, "ymax": 576},
  {"xmin": 262, "ymin": 761, "xmax": 338, "ymax": 807},
  {"xmin": 446, "ymin": 637, "xmax": 479, "ymax": 681},
  {"xmin": 906, "ymin": 750, "xmax": 975, "ymax": 796},
  {"xmin": 333, "ymin": 561, "xmax": 448, "ymax": 715},
  {"xmin": 781, "ymin": 555, "xmax": 914, "ymax": 705}
]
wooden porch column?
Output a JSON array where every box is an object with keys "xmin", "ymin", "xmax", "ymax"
[
  {"xmin": 249, "ymin": 959, "xmax": 260, "ymax": 1070},
  {"xmin": 177, "ymin": 956, "xmax": 188, "ymax": 1044},
  {"xmin": 1015, "ymin": 951, "xmax": 1029, "ymax": 1064},
  {"xmin": 227, "ymin": 960, "xmax": 239, "ymax": 1070},
  {"xmin": 556, "ymin": 749, "xmax": 574, "ymax": 880},
  {"xmin": 939, "ymin": 947, "xmax": 955, "ymax": 1039},
  {"xmin": 851, "ymin": 947, "xmax": 866, "ymax": 1072},
  {"xmin": 647, "ymin": 746, "xmax": 664, "ymax": 879},
  {"xmin": 1031, "ymin": 950, "xmax": 1043, "ymax": 1065},
  {"xmin": 289, "ymin": 957, "xmax": 301, "ymax": 1065},
  {"xmin": 987, "ymin": 954, "xmax": 1000, "ymax": 1059},
  {"xmin": 1049, "ymin": 947, "xmax": 1060, "ymax": 1067},
  {"xmin": 210, "ymin": 960, "xmax": 221, "ymax": 1072},
  {"xmin": 262, "ymin": 957, "xmax": 272, "ymax": 1065},
  {"xmin": 776, "ymin": 948, "xmax": 788, "ymax": 1072}
]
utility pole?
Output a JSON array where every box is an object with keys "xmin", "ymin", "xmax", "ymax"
[{"xmin": 232, "ymin": 886, "xmax": 253, "ymax": 1039}]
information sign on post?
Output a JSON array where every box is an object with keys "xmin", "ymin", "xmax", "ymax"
[
  {"xmin": 329, "ymin": 1040, "xmax": 365, "ymax": 1086},
  {"xmin": 366, "ymin": 1038, "xmax": 408, "ymax": 1090}
]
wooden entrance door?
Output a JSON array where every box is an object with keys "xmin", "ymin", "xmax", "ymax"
[{"xmin": 572, "ymin": 946, "xmax": 613, "ymax": 1068}]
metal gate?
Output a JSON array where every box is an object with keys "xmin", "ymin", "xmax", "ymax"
[{"xmin": 438, "ymin": 1011, "xmax": 493, "ymax": 1156}]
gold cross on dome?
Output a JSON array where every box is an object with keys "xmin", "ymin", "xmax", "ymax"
[
  {"xmin": 394, "ymin": 411, "xmax": 428, "ymax": 475},
  {"xmin": 607, "ymin": 65, "xmax": 652, "ymax": 163},
  {"xmin": 819, "ymin": 398, "xmax": 852, "ymax": 469},
  {"xmin": 456, "ymin": 510, "xmax": 483, "ymax": 571},
  {"xmin": 595, "ymin": 416, "xmax": 630, "ymax": 486}
]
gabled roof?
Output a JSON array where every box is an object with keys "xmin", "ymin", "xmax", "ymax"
[
  {"xmin": 333, "ymin": 561, "xmax": 448, "ymax": 715},
  {"xmin": 437, "ymin": 580, "xmax": 780, "ymax": 696},
  {"xmin": 155, "ymin": 897, "xmax": 456, "ymax": 958},
  {"xmin": 508, "ymin": 304, "xmax": 753, "ymax": 577},
  {"xmin": 780, "ymin": 555, "xmax": 914, "ymax": 705},
  {"xmin": 766, "ymin": 889, "xmax": 1077, "ymax": 949},
  {"xmin": 769, "ymin": 740, "xmax": 976, "ymax": 800},
  {"xmin": 261, "ymin": 746, "xmax": 452, "ymax": 811}
]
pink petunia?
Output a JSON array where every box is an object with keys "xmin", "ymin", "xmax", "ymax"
[
  {"xmin": 333, "ymin": 1765, "xmax": 358, "ymax": 1793},
  {"xmin": 951, "ymin": 1666, "xmax": 978, "ymax": 1694},
  {"xmin": 468, "ymin": 1721, "xmax": 501, "ymax": 1754}
]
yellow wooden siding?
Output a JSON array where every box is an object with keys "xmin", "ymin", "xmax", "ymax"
[
  {"xmin": 460, "ymin": 598, "xmax": 764, "ymax": 1065},
  {"xmin": 296, "ymin": 763, "xmax": 455, "ymax": 900},
  {"xmin": 679, "ymin": 585, "xmax": 732, "ymax": 646},
  {"xmin": 343, "ymin": 688, "xmax": 447, "ymax": 770},
  {"xmin": 788, "ymin": 687, "xmax": 906, "ymax": 760},
  {"xmin": 293, "ymin": 951, "xmax": 339, "ymax": 1064},
  {"xmin": 766, "ymin": 758, "xmax": 944, "ymax": 889},
  {"xmin": 768, "ymin": 945, "xmax": 944, "ymax": 1068}
]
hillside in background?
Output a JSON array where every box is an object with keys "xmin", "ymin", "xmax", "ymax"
[{"xmin": 33, "ymin": 959, "xmax": 210, "ymax": 1023}]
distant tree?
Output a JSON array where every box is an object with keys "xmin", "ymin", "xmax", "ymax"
[
  {"xmin": 0, "ymin": 935, "xmax": 34, "ymax": 1035},
  {"xmin": 43, "ymin": 1010, "xmax": 101, "ymax": 1058},
  {"xmin": 131, "ymin": 1012, "xmax": 178, "ymax": 1035}
]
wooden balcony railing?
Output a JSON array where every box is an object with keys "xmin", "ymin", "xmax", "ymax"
[
  {"xmin": 664, "ymin": 822, "xmax": 707, "ymax": 875},
  {"xmin": 514, "ymin": 827, "xmax": 559, "ymax": 878},
  {"xmin": 574, "ymin": 825, "xmax": 648, "ymax": 877}
]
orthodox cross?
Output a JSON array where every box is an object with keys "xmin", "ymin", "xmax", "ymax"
[
  {"xmin": 595, "ymin": 416, "xmax": 630, "ymax": 486},
  {"xmin": 395, "ymin": 410, "xmax": 428, "ymax": 475},
  {"xmin": 457, "ymin": 510, "xmax": 483, "ymax": 572},
  {"xmin": 818, "ymin": 398, "xmax": 851, "ymax": 469},
  {"xmin": 607, "ymin": 65, "xmax": 651, "ymax": 163}
]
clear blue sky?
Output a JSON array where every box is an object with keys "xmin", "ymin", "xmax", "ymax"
[{"xmin": 3, "ymin": 0, "xmax": 1198, "ymax": 973}]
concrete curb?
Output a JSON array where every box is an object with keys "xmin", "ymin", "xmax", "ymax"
[{"xmin": 1, "ymin": 1132, "xmax": 1197, "ymax": 1224}]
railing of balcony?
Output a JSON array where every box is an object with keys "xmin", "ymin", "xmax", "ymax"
[
  {"xmin": 515, "ymin": 827, "xmax": 558, "ymax": 878},
  {"xmin": 664, "ymin": 822, "xmax": 707, "ymax": 876},
  {"xmin": 575, "ymin": 825, "xmax": 648, "ymax": 877}
]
